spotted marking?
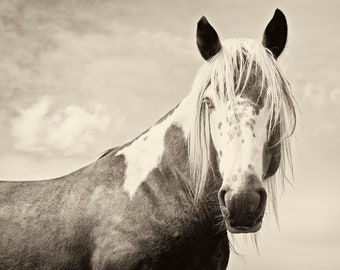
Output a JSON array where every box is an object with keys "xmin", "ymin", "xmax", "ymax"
[
  {"xmin": 245, "ymin": 121, "xmax": 255, "ymax": 131},
  {"xmin": 248, "ymin": 164, "xmax": 255, "ymax": 171},
  {"xmin": 219, "ymin": 150, "xmax": 223, "ymax": 157},
  {"xmin": 218, "ymin": 122, "xmax": 222, "ymax": 129}
]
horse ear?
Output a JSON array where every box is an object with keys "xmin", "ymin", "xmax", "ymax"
[
  {"xmin": 196, "ymin": 16, "xmax": 222, "ymax": 61},
  {"xmin": 262, "ymin": 9, "xmax": 287, "ymax": 59}
]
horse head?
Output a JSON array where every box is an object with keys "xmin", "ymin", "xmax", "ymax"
[{"xmin": 191, "ymin": 9, "xmax": 295, "ymax": 234}]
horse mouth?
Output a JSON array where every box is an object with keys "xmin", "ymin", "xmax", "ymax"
[
  {"xmin": 225, "ymin": 219, "xmax": 263, "ymax": 234},
  {"xmin": 224, "ymin": 213, "xmax": 264, "ymax": 234}
]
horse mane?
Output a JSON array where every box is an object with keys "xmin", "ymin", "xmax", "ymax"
[{"xmin": 187, "ymin": 39, "xmax": 296, "ymax": 215}]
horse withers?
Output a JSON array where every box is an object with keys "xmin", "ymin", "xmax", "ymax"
[{"xmin": 0, "ymin": 9, "xmax": 296, "ymax": 270}]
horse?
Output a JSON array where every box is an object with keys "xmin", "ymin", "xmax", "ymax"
[{"xmin": 0, "ymin": 9, "xmax": 296, "ymax": 269}]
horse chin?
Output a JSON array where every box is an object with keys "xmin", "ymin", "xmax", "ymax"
[{"xmin": 225, "ymin": 220, "xmax": 263, "ymax": 234}]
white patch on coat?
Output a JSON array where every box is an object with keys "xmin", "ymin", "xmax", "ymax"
[{"xmin": 116, "ymin": 97, "xmax": 193, "ymax": 199}]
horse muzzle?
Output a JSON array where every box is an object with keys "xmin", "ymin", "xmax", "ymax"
[{"xmin": 218, "ymin": 173, "xmax": 267, "ymax": 234}]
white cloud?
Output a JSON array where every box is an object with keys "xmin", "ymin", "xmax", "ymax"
[
  {"xmin": 10, "ymin": 95, "xmax": 119, "ymax": 156},
  {"xmin": 0, "ymin": 0, "xmax": 194, "ymax": 161}
]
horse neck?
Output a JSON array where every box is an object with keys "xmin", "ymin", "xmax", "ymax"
[
  {"xmin": 116, "ymin": 94, "xmax": 219, "ymax": 208},
  {"xmin": 113, "ymin": 95, "xmax": 226, "ymax": 254}
]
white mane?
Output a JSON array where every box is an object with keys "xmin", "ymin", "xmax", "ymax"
[{"xmin": 187, "ymin": 39, "xmax": 296, "ymax": 214}]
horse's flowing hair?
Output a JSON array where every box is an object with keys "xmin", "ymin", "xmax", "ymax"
[{"xmin": 187, "ymin": 39, "xmax": 296, "ymax": 215}]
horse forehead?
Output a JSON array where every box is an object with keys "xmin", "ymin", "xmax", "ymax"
[
  {"xmin": 239, "ymin": 64, "xmax": 267, "ymax": 108},
  {"xmin": 220, "ymin": 96, "xmax": 259, "ymax": 119}
]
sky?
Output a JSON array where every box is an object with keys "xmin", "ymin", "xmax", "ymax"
[{"xmin": 0, "ymin": 0, "xmax": 339, "ymax": 269}]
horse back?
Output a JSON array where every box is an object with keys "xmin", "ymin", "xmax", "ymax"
[{"xmin": 0, "ymin": 153, "xmax": 125, "ymax": 270}]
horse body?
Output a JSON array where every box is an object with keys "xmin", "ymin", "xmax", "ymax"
[
  {"xmin": 0, "ymin": 107, "xmax": 228, "ymax": 269},
  {"xmin": 0, "ymin": 164, "xmax": 96, "ymax": 269},
  {"xmin": 0, "ymin": 9, "xmax": 295, "ymax": 270}
]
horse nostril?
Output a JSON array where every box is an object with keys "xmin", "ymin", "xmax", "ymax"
[
  {"xmin": 248, "ymin": 191, "xmax": 261, "ymax": 212},
  {"xmin": 243, "ymin": 187, "xmax": 266, "ymax": 213},
  {"xmin": 257, "ymin": 187, "xmax": 267, "ymax": 212},
  {"xmin": 243, "ymin": 173, "xmax": 267, "ymax": 211},
  {"xmin": 218, "ymin": 189, "xmax": 226, "ymax": 208},
  {"xmin": 218, "ymin": 186, "xmax": 232, "ymax": 208}
]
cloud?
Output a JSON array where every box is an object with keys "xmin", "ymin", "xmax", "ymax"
[
  {"xmin": 10, "ymin": 95, "xmax": 119, "ymax": 156},
  {"xmin": 0, "ymin": 2, "xmax": 194, "ymax": 111},
  {"xmin": 0, "ymin": 2, "xmax": 196, "ymax": 151}
]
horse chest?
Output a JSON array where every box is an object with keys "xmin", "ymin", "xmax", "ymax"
[
  {"xmin": 87, "ymin": 180, "xmax": 226, "ymax": 269},
  {"xmin": 91, "ymin": 215, "xmax": 229, "ymax": 270}
]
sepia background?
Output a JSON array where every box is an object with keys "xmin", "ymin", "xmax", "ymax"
[{"xmin": 0, "ymin": 0, "xmax": 339, "ymax": 269}]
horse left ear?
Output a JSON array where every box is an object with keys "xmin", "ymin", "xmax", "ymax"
[
  {"xmin": 196, "ymin": 16, "xmax": 222, "ymax": 61},
  {"xmin": 262, "ymin": 9, "xmax": 287, "ymax": 59}
]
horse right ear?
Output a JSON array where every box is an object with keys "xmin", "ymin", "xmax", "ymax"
[
  {"xmin": 196, "ymin": 16, "xmax": 222, "ymax": 61},
  {"xmin": 262, "ymin": 9, "xmax": 288, "ymax": 59}
]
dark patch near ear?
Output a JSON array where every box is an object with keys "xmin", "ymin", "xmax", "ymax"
[
  {"xmin": 238, "ymin": 63, "xmax": 267, "ymax": 109},
  {"xmin": 218, "ymin": 122, "xmax": 222, "ymax": 129},
  {"xmin": 196, "ymin": 16, "xmax": 222, "ymax": 60},
  {"xmin": 262, "ymin": 9, "xmax": 287, "ymax": 59}
]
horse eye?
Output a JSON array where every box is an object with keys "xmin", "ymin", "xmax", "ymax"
[{"xmin": 203, "ymin": 97, "xmax": 214, "ymax": 109}]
